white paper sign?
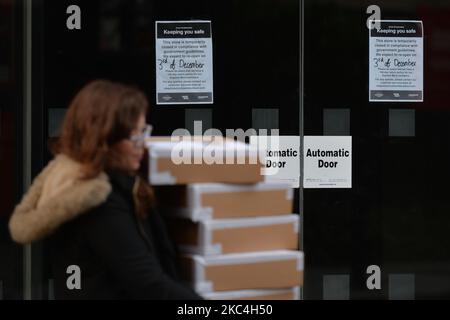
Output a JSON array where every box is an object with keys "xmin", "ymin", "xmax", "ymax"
[
  {"xmin": 250, "ymin": 136, "xmax": 300, "ymax": 188},
  {"xmin": 369, "ymin": 20, "xmax": 423, "ymax": 102},
  {"xmin": 155, "ymin": 21, "xmax": 213, "ymax": 105},
  {"xmin": 303, "ymin": 136, "xmax": 352, "ymax": 189}
]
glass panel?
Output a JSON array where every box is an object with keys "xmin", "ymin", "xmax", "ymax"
[
  {"xmin": 31, "ymin": 0, "xmax": 301, "ymax": 299},
  {"xmin": 0, "ymin": 0, "xmax": 24, "ymax": 300},
  {"xmin": 305, "ymin": 0, "xmax": 450, "ymax": 299},
  {"xmin": 9, "ymin": 0, "xmax": 450, "ymax": 301}
]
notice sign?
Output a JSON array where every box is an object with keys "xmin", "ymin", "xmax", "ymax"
[
  {"xmin": 369, "ymin": 20, "xmax": 423, "ymax": 102},
  {"xmin": 303, "ymin": 136, "xmax": 352, "ymax": 189},
  {"xmin": 155, "ymin": 21, "xmax": 213, "ymax": 105},
  {"xmin": 250, "ymin": 136, "xmax": 300, "ymax": 188}
]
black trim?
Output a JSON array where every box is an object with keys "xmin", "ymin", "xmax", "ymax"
[{"xmin": 30, "ymin": 0, "xmax": 46, "ymax": 300}]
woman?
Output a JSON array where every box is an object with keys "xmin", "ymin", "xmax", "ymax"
[{"xmin": 8, "ymin": 80, "xmax": 201, "ymax": 300}]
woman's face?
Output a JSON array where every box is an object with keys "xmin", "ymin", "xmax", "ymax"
[{"xmin": 111, "ymin": 114, "xmax": 146, "ymax": 172}]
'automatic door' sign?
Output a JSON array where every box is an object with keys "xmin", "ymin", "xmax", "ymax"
[
  {"xmin": 250, "ymin": 136, "xmax": 301, "ymax": 188},
  {"xmin": 369, "ymin": 20, "xmax": 424, "ymax": 102},
  {"xmin": 303, "ymin": 136, "xmax": 352, "ymax": 189}
]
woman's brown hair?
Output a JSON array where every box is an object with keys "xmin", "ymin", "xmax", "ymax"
[{"xmin": 55, "ymin": 79, "xmax": 154, "ymax": 218}]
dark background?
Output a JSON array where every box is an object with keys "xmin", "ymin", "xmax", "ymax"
[
  {"xmin": 304, "ymin": 0, "xmax": 450, "ymax": 299},
  {"xmin": 2, "ymin": 0, "xmax": 450, "ymax": 299},
  {"xmin": 42, "ymin": 0, "xmax": 300, "ymax": 138}
]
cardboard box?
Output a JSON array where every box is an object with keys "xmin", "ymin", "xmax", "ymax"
[
  {"xmin": 179, "ymin": 250, "xmax": 304, "ymax": 293},
  {"xmin": 157, "ymin": 182, "xmax": 294, "ymax": 221},
  {"xmin": 166, "ymin": 214, "xmax": 300, "ymax": 255},
  {"xmin": 203, "ymin": 287, "xmax": 300, "ymax": 300},
  {"xmin": 146, "ymin": 138, "xmax": 264, "ymax": 185}
]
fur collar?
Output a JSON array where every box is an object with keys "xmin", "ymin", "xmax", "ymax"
[{"xmin": 9, "ymin": 154, "xmax": 112, "ymax": 244}]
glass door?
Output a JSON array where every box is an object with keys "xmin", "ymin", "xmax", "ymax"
[
  {"xmin": 32, "ymin": 0, "xmax": 302, "ymax": 299},
  {"xmin": 304, "ymin": 0, "xmax": 450, "ymax": 299}
]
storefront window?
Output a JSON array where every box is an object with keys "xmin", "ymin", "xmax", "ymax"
[{"xmin": 2, "ymin": 0, "xmax": 450, "ymax": 301}]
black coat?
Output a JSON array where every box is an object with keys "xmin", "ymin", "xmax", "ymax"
[{"xmin": 49, "ymin": 170, "xmax": 201, "ymax": 300}]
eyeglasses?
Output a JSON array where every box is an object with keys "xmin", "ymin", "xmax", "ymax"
[{"xmin": 129, "ymin": 124, "xmax": 153, "ymax": 148}]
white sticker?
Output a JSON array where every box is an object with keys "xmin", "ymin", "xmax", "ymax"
[
  {"xmin": 369, "ymin": 20, "xmax": 424, "ymax": 102},
  {"xmin": 303, "ymin": 136, "xmax": 352, "ymax": 189},
  {"xmin": 155, "ymin": 21, "xmax": 213, "ymax": 105},
  {"xmin": 250, "ymin": 136, "xmax": 300, "ymax": 188}
]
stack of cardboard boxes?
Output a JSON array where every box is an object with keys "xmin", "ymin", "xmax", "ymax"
[{"xmin": 146, "ymin": 137, "xmax": 303, "ymax": 300}]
